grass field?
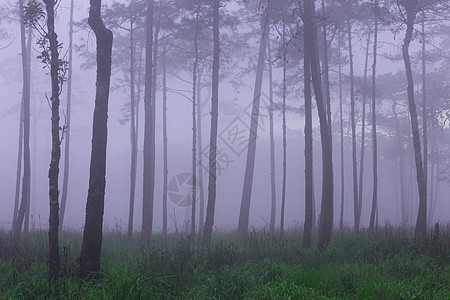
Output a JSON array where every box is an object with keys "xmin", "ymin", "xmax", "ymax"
[{"xmin": 0, "ymin": 225, "xmax": 449, "ymax": 299}]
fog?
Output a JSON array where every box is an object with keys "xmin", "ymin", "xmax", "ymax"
[{"xmin": 1, "ymin": 0, "xmax": 449, "ymax": 235}]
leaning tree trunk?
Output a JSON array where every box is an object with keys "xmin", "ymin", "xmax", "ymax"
[
  {"xmin": 237, "ymin": 7, "xmax": 269, "ymax": 235},
  {"xmin": 202, "ymin": 0, "xmax": 220, "ymax": 246},
  {"xmin": 402, "ymin": 1, "xmax": 427, "ymax": 238},
  {"xmin": 12, "ymin": 0, "xmax": 31, "ymax": 242},
  {"xmin": 43, "ymin": 0, "xmax": 62, "ymax": 279},
  {"xmin": 59, "ymin": 0, "xmax": 75, "ymax": 231},
  {"xmin": 267, "ymin": 38, "xmax": 276, "ymax": 235},
  {"xmin": 303, "ymin": 18, "xmax": 313, "ymax": 249},
  {"xmin": 79, "ymin": 0, "xmax": 113, "ymax": 279},
  {"xmin": 141, "ymin": 0, "xmax": 154, "ymax": 243},
  {"xmin": 305, "ymin": 0, "xmax": 333, "ymax": 251},
  {"xmin": 369, "ymin": 0, "xmax": 378, "ymax": 232},
  {"xmin": 347, "ymin": 18, "xmax": 359, "ymax": 232}
]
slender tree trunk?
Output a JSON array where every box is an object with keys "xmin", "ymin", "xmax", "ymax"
[
  {"xmin": 59, "ymin": 0, "xmax": 75, "ymax": 231},
  {"xmin": 402, "ymin": 1, "xmax": 427, "ymax": 237},
  {"xmin": 202, "ymin": 0, "xmax": 220, "ymax": 246},
  {"xmin": 197, "ymin": 73, "xmax": 205, "ymax": 235},
  {"xmin": 338, "ymin": 30, "xmax": 345, "ymax": 231},
  {"xmin": 24, "ymin": 26, "xmax": 32, "ymax": 234},
  {"xmin": 280, "ymin": 19, "xmax": 287, "ymax": 237},
  {"xmin": 127, "ymin": 19, "xmax": 137, "ymax": 242},
  {"xmin": 357, "ymin": 30, "xmax": 371, "ymax": 229},
  {"xmin": 428, "ymin": 136, "xmax": 434, "ymax": 223},
  {"xmin": 321, "ymin": 0, "xmax": 332, "ymax": 133},
  {"xmin": 13, "ymin": 98, "xmax": 24, "ymax": 229},
  {"xmin": 267, "ymin": 38, "xmax": 276, "ymax": 235},
  {"xmin": 79, "ymin": 0, "xmax": 113, "ymax": 278},
  {"xmin": 141, "ymin": 0, "xmax": 154, "ymax": 243},
  {"xmin": 162, "ymin": 45, "xmax": 168, "ymax": 238},
  {"xmin": 238, "ymin": 7, "xmax": 269, "ymax": 235},
  {"xmin": 421, "ymin": 14, "xmax": 428, "ymax": 206},
  {"xmin": 305, "ymin": 0, "xmax": 333, "ymax": 251},
  {"xmin": 369, "ymin": 0, "xmax": 378, "ymax": 232},
  {"xmin": 347, "ymin": 18, "xmax": 359, "ymax": 232},
  {"xmin": 303, "ymin": 16, "xmax": 313, "ymax": 248},
  {"xmin": 393, "ymin": 101, "xmax": 407, "ymax": 225},
  {"xmin": 12, "ymin": 0, "xmax": 31, "ymax": 241},
  {"xmin": 191, "ymin": 7, "xmax": 200, "ymax": 238},
  {"xmin": 43, "ymin": 0, "xmax": 62, "ymax": 278}
]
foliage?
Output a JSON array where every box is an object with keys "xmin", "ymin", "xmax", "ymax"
[{"xmin": 0, "ymin": 226, "xmax": 449, "ymax": 299}]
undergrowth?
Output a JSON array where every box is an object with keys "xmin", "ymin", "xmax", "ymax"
[{"xmin": 0, "ymin": 225, "xmax": 449, "ymax": 299}]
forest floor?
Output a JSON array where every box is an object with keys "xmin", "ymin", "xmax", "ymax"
[{"xmin": 0, "ymin": 225, "xmax": 449, "ymax": 299}]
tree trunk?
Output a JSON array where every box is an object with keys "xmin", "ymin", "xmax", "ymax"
[
  {"xmin": 43, "ymin": 0, "xmax": 62, "ymax": 278},
  {"xmin": 357, "ymin": 30, "xmax": 371, "ymax": 229},
  {"xmin": 280, "ymin": 19, "xmax": 287, "ymax": 237},
  {"xmin": 305, "ymin": 0, "xmax": 333, "ymax": 251},
  {"xmin": 127, "ymin": 19, "xmax": 137, "ymax": 242},
  {"xmin": 303, "ymin": 15, "xmax": 313, "ymax": 248},
  {"xmin": 13, "ymin": 97, "xmax": 24, "ymax": 230},
  {"xmin": 59, "ymin": 0, "xmax": 75, "ymax": 231},
  {"xmin": 402, "ymin": 1, "xmax": 427, "ymax": 237},
  {"xmin": 321, "ymin": 0, "xmax": 332, "ymax": 133},
  {"xmin": 369, "ymin": 0, "xmax": 378, "ymax": 232},
  {"xmin": 79, "ymin": 0, "xmax": 113, "ymax": 278},
  {"xmin": 237, "ymin": 7, "xmax": 269, "ymax": 235},
  {"xmin": 421, "ymin": 14, "xmax": 428, "ymax": 209},
  {"xmin": 347, "ymin": 18, "xmax": 359, "ymax": 232},
  {"xmin": 12, "ymin": 0, "xmax": 31, "ymax": 242},
  {"xmin": 202, "ymin": 0, "xmax": 220, "ymax": 246},
  {"xmin": 191, "ymin": 7, "xmax": 200, "ymax": 238},
  {"xmin": 338, "ymin": 30, "xmax": 345, "ymax": 231},
  {"xmin": 267, "ymin": 38, "xmax": 276, "ymax": 235},
  {"xmin": 24, "ymin": 26, "xmax": 32, "ymax": 234},
  {"xmin": 141, "ymin": 0, "xmax": 154, "ymax": 243},
  {"xmin": 162, "ymin": 45, "xmax": 168, "ymax": 238},
  {"xmin": 197, "ymin": 73, "xmax": 205, "ymax": 235},
  {"xmin": 392, "ymin": 101, "xmax": 407, "ymax": 225}
]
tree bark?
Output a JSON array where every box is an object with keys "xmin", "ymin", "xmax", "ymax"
[
  {"xmin": 141, "ymin": 0, "xmax": 154, "ymax": 243},
  {"xmin": 237, "ymin": 7, "xmax": 269, "ymax": 235},
  {"xmin": 79, "ymin": 0, "xmax": 113, "ymax": 278},
  {"xmin": 202, "ymin": 0, "xmax": 220, "ymax": 246},
  {"xmin": 60, "ymin": 0, "xmax": 75, "ymax": 231},
  {"xmin": 197, "ymin": 73, "xmax": 205, "ymax": 235},
  {"xmin": 42, "ymin": 0, "xmax": 62, "ymax": 278},
  {"xmin": 402, "ymin": 1, "xmax": 427, "ymax": 237}
]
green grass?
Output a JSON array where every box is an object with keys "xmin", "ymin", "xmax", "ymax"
[{"xmin": 0, "ymin": 225, "xmax": 449, "ymax": 299}]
